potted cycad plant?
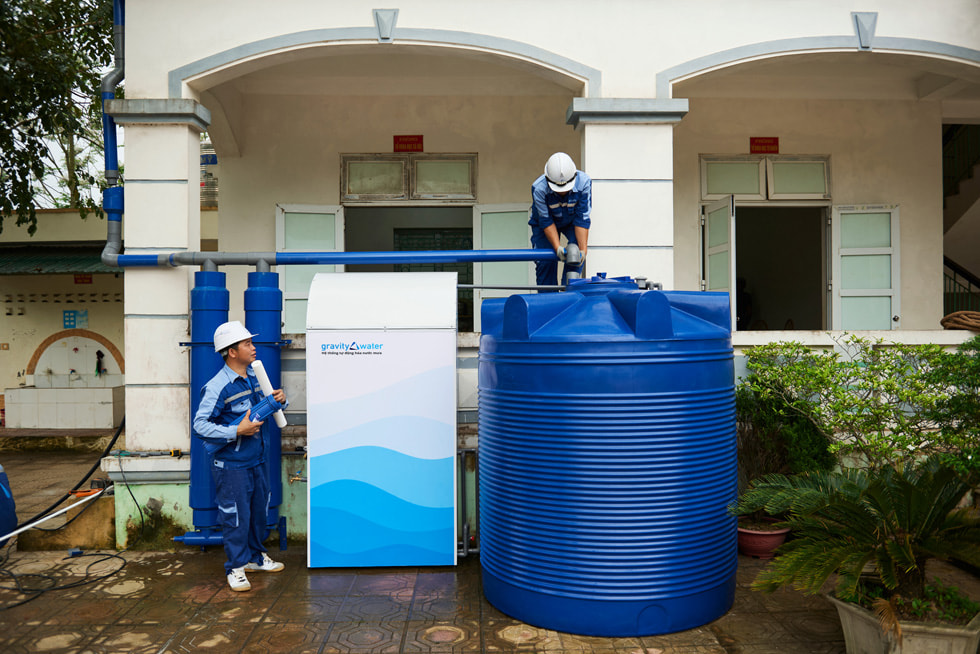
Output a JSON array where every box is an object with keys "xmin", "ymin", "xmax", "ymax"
[
  {"xmin": 734, "ymin": 384, "xmax": 833, "ymax": 558},
  {"xmin": 733, "ymin": 335, "xmax": 980, "ymax": 653}
]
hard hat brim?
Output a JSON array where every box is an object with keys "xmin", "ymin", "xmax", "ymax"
[{"xmin": 547, "ymin": 178, "xmax": 576, "ymax": 193}]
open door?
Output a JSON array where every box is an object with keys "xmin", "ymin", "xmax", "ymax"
[
  {"xmin": 472, "ymin": 204, "xmax": 532, "ymax": 332},
  {"xmin": 276, "ymin": 204, "xmax": 345, "ymax": 334},
  {"xmin": 702, "ymin": 196, "xmax": 736, "ymax": 329}
]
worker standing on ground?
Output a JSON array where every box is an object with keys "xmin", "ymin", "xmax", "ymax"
[
  {"xmin": 193, "ymin": 320, "xmax": 286, "ymax": 592},
  {"xmin": 529, "ymin": 152, "xmax": 591, "ymax": 290}
]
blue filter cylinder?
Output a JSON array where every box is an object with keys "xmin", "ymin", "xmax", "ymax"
[
  {"xmin": 244, "ymin": 271, "xmax": 284, "ymax": 527},
  {"xmin": 189, "ymin": 271, "xmax": 229, "ymax": 529},
  {"xmin": 478, "ymin": 275, "xmax": 737, "ymax": 637}
]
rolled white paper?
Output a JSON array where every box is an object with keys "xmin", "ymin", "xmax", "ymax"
[{"xmin": 251, "ymin": 359, "xmax": 288, "ymax": 428}]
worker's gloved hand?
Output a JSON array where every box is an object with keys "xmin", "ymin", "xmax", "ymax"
[{"xmin": 556, "ymin": 247, "xmax": 566, "ymax": 261}]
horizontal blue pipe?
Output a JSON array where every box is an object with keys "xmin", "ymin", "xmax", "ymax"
[
  {"xmin": 275, "ymin": 249, "xmax": 557, "ymax": 265},
  {"xmin": 116, "ymin": 254, "xmax": 168, "ymax": 266}
]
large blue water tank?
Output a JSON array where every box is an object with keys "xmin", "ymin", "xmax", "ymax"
[{"xmin": 478, "ymin": 275, "xmax": 736, "ymax": 637}]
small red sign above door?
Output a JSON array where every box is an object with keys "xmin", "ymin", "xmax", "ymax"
[
  {"xmin": 394, "ymin": 135, "xmax": 423, "ymax": 152},
  {"xmin": 750, "ymin": 137, "xmax": 779, "ymax": 154}
]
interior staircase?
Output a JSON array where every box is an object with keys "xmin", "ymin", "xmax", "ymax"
[{"xmin": 943, "ymin": 124, "xmax": 980, "ymax": 315}]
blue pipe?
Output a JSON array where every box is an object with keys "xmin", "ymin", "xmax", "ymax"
[
  {"xmin": 244, "ymin": 272, "xmax": 284, "ymax": 532},
  {"xmin": 182, "ymin": 271, "xmax": 229, "ymax": 545},
  {"xmin": 274, "ymin": 249, "xmax": 557, "ymax": 265},
  {"xmin": 158, "ymin": 248, "xmax": 563, "ymax": 269},
  {"xmin": 100, "ymin": 0, "xmax": 125, "ymax": 267}
]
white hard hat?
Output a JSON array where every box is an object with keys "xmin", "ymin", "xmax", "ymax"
[
  {"xmin": 213, "ymin": 320, "xmax": 258, "ymax": 353},
  {"xmin": 544, "ymin": 152, "xmax": 577, "ymax": 193}
]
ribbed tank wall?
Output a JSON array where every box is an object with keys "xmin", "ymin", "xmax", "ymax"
[{"xmin": 478, "ymin": 278, "xmax": 736, "ymax": 637}]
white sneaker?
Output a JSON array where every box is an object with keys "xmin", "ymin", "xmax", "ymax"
[
  {"xmin": 244, "ymin": 552, "xmax": 284, "ymax": 573},
  {"xmin": 227, "ymin": 566, "xmax": 251, "ymax": 591}
]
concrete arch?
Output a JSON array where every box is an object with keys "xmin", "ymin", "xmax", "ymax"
[
  {"xmin": 26, "ymin": 329, "xmax": 125, "ymax": 376},
  {"xmin": 656, "ymin": 35, "xmax": 980, "ymax": 99},
  {"xmin": 169, "ymin": 27, "xmax": 602, "ymax": 99}
]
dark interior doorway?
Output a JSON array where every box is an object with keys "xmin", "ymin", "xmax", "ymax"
[
  {"xmin": 344, "ymin": 206, "xmax": 474, "ymax": 331},
  {"xmin": 734, "ymin": 206, "xmax": 825, "ymax": 331}
]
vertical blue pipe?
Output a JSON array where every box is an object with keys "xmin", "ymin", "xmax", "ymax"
[
  {"xmin": 188, "ymin": 271, "xmax": 229, "ymax": 536},
  {"xmin": 244, "ymin": 272, "xmax": 284, "ymax": 529}
]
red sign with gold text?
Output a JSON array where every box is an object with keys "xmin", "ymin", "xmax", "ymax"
[
  {"xmin": 394, "ymin": 135, "xmax": 423, "ymax": 152},
  {"xmin": 750, "ymin": 137, "xmax": 779, "ymax": 154}
]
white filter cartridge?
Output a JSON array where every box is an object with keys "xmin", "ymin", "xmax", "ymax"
[{"xmin": 251, "ymin": 360, "xmax": 288, "ymax": 428}]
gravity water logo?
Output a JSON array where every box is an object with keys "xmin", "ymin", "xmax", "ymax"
[{"xmin": 321, "ymin": 341, "xmax": 384, "ymax": 356}]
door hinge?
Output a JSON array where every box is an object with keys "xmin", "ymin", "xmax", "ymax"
[
  {"xmin": 700, "ymin": 215, "xmax": 706, "ymax": 227},
  {"xmin": 700, "ymin": 279, "xmax": 707, "ymax": 291}
]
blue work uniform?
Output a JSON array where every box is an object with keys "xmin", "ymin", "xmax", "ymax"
[
  {"xmin": 193, "ymin": 364, "xmax": 271, "ymax": 574},
  {"xmin": 529, "ymin": 171, "xmax": 592, "ymax": 289}
]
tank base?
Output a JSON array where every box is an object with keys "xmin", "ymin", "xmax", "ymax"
[{"xmin": 481, "ymin": 568, "xmax": 736, "ymax": 637}]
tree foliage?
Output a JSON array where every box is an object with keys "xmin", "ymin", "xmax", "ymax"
[
  {"xmin": 739, "ymin": 334, "xmax": 979, "ymax": 475},
  {"xmin": 0, "ymin": 0, "xmax": 114, "ymax": 235},
  {"xmin": 733, "ymin": 335, "xmax": 980, "ymax": 619}
]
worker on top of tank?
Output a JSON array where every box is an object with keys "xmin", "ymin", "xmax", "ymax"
[
  {"xmin": 193, "ymin": 320, "xmax": 286, "ymax": 592},
  {"xmin": 529, "ymin": 152, "xmax": 591, "ymax": 291}
]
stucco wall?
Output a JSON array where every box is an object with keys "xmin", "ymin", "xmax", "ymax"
[
  {"xmin": 0, "ymin": 212, "xmax": 124, "ymax": 397},
  {"xmin": 126, "ymin": 1, "xmax": 980, "ymax": 100},
  {"xmin": 673, "ymin": 97, "xmax": 944, "ymax": 330},
  {"xmin": 215, "ymin": 93, "xmax": 577, "ymax": 319}
]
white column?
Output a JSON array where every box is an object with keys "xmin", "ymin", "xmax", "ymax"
[
  {"xmin": 107, "ymin": 100, "xmax": 210, "ymax": 451},
  {"xmin": 567, "ymin": 99, "xmax": 688, "ymax": 290}
]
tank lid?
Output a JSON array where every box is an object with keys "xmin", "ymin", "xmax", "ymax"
[
  {"xmin": 492, "ymin": 284, "xmax": 731, "ymax": 342},
  {"xmin": 566, "ymin": 273, "xmax": 640, "ymax": 295}
]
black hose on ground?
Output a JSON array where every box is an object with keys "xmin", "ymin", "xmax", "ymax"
[{"xmin": 14, "ymin": 417, "xmax": 125, "ymax": 530}]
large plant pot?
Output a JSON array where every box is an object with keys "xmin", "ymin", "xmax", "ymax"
[
  {"xmin": 828, "ymin": 594, "xmax": 980, "ymax": 654},
  {"xmin": 736, "ymin": 519, "xmax": 790, "ymax": 559}
]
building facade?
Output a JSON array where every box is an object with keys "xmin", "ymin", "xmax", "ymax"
[{"xmin": 97, "ymin": 0, "xmax": 980, "ymax": 543}]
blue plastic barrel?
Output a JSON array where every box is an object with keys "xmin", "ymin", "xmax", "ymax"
[{"xmin": 478, "ymin": 275, "xmax": 736, "ymax": 636}]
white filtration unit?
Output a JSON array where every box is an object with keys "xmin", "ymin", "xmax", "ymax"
[{"xmin": 306, "ymin": 272, "xmax": 458, "ymax": 567}]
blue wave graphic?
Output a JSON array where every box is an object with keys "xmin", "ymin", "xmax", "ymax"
[
  {"xmin": 311, "ymin": 479, "xmax": 453, "ymax": 531},
  {"xmin": 311, "ymin": 448, "xmax": 454, "ymax": 508},
  {"xmin": 309, "ymin": 505, "xmax": 454, "ymax": 565},
  {"xmin": 308, "ymin": 416, "xmax": 454, "ymax": 460},
  {"xmin": 309, "ymin": 540, "xmax": 455, "ymax": 568}
]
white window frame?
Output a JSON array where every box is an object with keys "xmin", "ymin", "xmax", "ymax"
[
  {"xmin": 700, "ymin": 155, "xmax": 766, "ymax": 201},
  {"xmin": 766, "ymin": 156, "xmax": 831, "ymax": 200},
  {"xmin": 341, "ymin": 153, "xmax": 478, "ymax": 204},
  {"xmin": 472, "ymin": 203, "xmax": 533, "ymax": 333},
  {"xmin": 831, "ymin": 204, "xmax": 901, "ymax": 331},
  {"xmin": 701, "ymin": 154, "xmax": 831, "ymax": 202},
  {"xmin": 275, "ymin": 203, "xmax": 345, "ymax": 334}
]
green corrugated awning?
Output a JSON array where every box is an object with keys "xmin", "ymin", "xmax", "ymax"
[{"xmin": 0, "ymin": 245, "xmax": 121, "ymax": 275}]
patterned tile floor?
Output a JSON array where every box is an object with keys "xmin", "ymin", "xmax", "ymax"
[
  {"xmin": 0, "ymin": 545, "xmax": 849, "ymax": 654},
  {"xmin": 1, "ymin": 450, "xmax": 978, "ymax": 653}
]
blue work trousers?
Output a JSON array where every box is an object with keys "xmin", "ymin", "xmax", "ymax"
[
  {"xmin": 531, "ymin": 227, "xmax": 584, "ymax": 291},
  {"xmin": 213, "ymin": 463, "xmax": 270, "ymax": 573}
]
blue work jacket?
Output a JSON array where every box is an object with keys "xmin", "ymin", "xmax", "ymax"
[
  {"xmin": 528, "ymin": 171, "xmax": 592, "ymax": 236},
  {"xmin": 193, "ymin": 364, "xmax": 265, "ymax": 469}
]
